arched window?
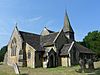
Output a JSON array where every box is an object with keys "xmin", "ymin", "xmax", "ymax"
[
  {"xmin": 11, "ymin": 38, "xmax": 17, "ymax": 56},
  {"xmin": 28, "ymin": 50, "xmax": 31, "ymax": 59}
]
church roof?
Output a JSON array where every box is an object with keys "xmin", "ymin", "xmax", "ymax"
[
  {"xmin": 63, "ymin": 11, "xmax": 74, "ymax": 33},
  {"xmin": 19, "ymin": 30, "xmax": 59, "ymax": 49},
  {"xmin": 75, "ymin": 43, "xmax": 95, "ymax": 54},
  {"xmin": 60, "ymin": 43, "xmax": 71, "ymax": 56},
  {"xmin": 19, "ymin": 31, "xmax": 43, "ymax": 51},
  {"xmin": 60, "ymin": 42, "xmax": 94, "ymax": 56},
  {"xmin": 40, "ymin": 32, "xmax": 58, "ymax": 46}
]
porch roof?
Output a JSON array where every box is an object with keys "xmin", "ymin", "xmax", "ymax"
[{"xmin": 60, "ymin": 43, "xmax": 71, "ymax": 56}]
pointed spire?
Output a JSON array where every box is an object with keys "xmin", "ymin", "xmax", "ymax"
[
  {"xmin": 14, "ymin": 22, "xmax": 19, "ymax": 30},
  {"xmin": 63, "ymin": 10, "xmax": 74, "ymax": 33},
  {"xmin": 15, "ymin": 22, "xmax": 18, "ymax": 26}
]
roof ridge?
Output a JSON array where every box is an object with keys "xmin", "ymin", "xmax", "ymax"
[
  {"xmin": 68, "ymin": 41, "xmax": 74, "ymax": 53},
  {"xmin": 41, "ymin": 32, "xmax": 58, "ymax": 37},
  {"xmin": 19, "ymin": 30, "xmax": 40, "ymax": 36}
]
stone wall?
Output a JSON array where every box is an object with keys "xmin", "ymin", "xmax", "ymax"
[
  {"xmin": 7, "ymin": 27, "xmax": 23, "ymax": 66},
  {"xmin": 61, "ymin": 57, "xmax": 68, "ymax": 67},
  {"xmin": 35, "ymin": 51, "xmax": 43, "ymax": 67},
  {"xmin": 26, "ymin": 43, "xmax": 35, "ymax": 68}
]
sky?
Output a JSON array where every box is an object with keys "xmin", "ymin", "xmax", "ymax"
[{"xmin": 0, "ymin": 0, "xmax": 100, "ymax": 49}]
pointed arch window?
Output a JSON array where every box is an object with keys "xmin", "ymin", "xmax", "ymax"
[
  {"xmin": 28, "ymin": 50, "xmax": 31, "ymax": 59},
  {"xmin": 11, "ymin": 38, "xmax": 17, "ymax": 56}
]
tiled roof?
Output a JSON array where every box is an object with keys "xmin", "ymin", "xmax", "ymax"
[
  {"xmin": 40, "ymin": 32, "xmax": 58, "ymax": 46},
  {"xmin": 19, "ymin": 30, "xmax": 94, "ymax": 55},
  {"xmin": 75, "ymin": 43, "xmax": 95, "ymax": 54},
  {"xmin": 63, "ymin": 11, "xmax": 74, "ymax": 33},
  {"xmin": 60, "ymin": 42, "xmax": 94, "ymax": 56},
  {"xmin": 60, "ymin": 43, "xmax": 71, "ymax": 56},
  {"xmin": 19, "ymin": 31, "xmax": 42, "ymax": 51}
]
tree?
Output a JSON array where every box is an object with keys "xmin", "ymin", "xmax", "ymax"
[
  {"xmin": 78, "ymin": 31, "xmax": 100, "ymax": 57},
  {"xmin": 0, "ymin": 45, "xmax": 7, "ymax": 62}
]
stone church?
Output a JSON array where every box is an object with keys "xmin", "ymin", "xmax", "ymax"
[{"xmin": 6, "ymin": 12, "xmax": 94, "ymax": 68}]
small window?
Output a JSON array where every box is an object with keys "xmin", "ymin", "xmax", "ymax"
[{"xmin": 28, "ymin": 50, "xmax": 31, "ymax": 59}]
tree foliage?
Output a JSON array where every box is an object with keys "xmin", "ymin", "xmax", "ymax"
[
  {"xmin": 78, "ymin": 31, "xmax": 100, "ymax": 57},
  {"xmin": 0, "ymin": 45, "xmax": 7, "ymax": 62}
]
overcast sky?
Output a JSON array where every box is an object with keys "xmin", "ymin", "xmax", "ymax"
[{"xmin": 0, "ymin": 0, "xmax": 100, "ymax": 49}]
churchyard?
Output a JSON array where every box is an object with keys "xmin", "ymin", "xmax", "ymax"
[{"xmin": 0, "ymin": 61, "xmax": 100, "ymax": 75}]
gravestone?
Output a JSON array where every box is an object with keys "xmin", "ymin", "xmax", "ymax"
[
  {"xmin": 87, "ymin": 59, "xmax": 94, "ymax": 70},
  {"xmin": 79, "ymin": 58, "xmax": 85, "ymax": 72},
  {"xmin": 13, "ymin": 63, "xmax": 20, "ymax": 74}
]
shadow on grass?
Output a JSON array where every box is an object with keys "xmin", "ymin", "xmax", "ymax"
[
  {"xmin": 75, "ymin": 69, "xmax": 93, "ymax": 73},
  {"xmin": 20, "ymin": 73, "xmax": 29, "ymax": 75},
  {"xmin": 75, "ymin": 68, "xmax": 100, "ymax": 75},
  {"xmin": 93, "ymin": 68, "xmax": 100, "ymax": 75},
  {"xmin": 87, "ymin": 68, "xmax": 100, "ymax": 75}
]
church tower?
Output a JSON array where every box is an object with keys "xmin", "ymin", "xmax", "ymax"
[{"xmin": 63, "ymin": 11, "xmax": 74, "ymax": 41}]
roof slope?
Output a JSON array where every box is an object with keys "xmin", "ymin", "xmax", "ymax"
[
  {"xmin": 60, "ymin": 43, "xmax": 71, "ymax": 56},
  {"xmin": 75, "ymin": 43, "xmax": 94, "ymax": 54},
  {"xmin": 19, "ymin": 31, "xmax": 42, "ymax": 51},
  {"xmin": 40, "ymin": 32, "xmax": 58, "ymax": 46},
  {"xmin": 60, "ymin": 42, "xmax": 94, "ymax": 56}
]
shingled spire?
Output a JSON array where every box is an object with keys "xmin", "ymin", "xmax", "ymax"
[
  {"xmin": 63, "ymin": 11, "xmax": 74, "ymax": 33},
  {"xmin": 63, "ymin": 11, "xmax": 74, "ymax": 41}
]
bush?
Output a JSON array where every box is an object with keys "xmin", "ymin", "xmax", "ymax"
[{"xmin": 0, "ymin": 45, "xmax": 7, "ymax": 62}]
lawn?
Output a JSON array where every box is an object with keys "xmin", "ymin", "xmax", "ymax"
[{"xmin": 0, "ymin": 61, "xmax": 100, "ymax": 75}]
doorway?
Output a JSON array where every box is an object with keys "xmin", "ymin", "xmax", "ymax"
[{"xmin": 49, "ymin": 55, "xmax": 54, "ymax": 67}]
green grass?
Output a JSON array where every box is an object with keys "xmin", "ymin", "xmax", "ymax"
[
  {"xmin": 0, "ymin": 62, "xmax": 3, "ymax": 65},
  {"xmin": 0, "ymin": 61, "xmax": 100, "ymax": 75}
]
